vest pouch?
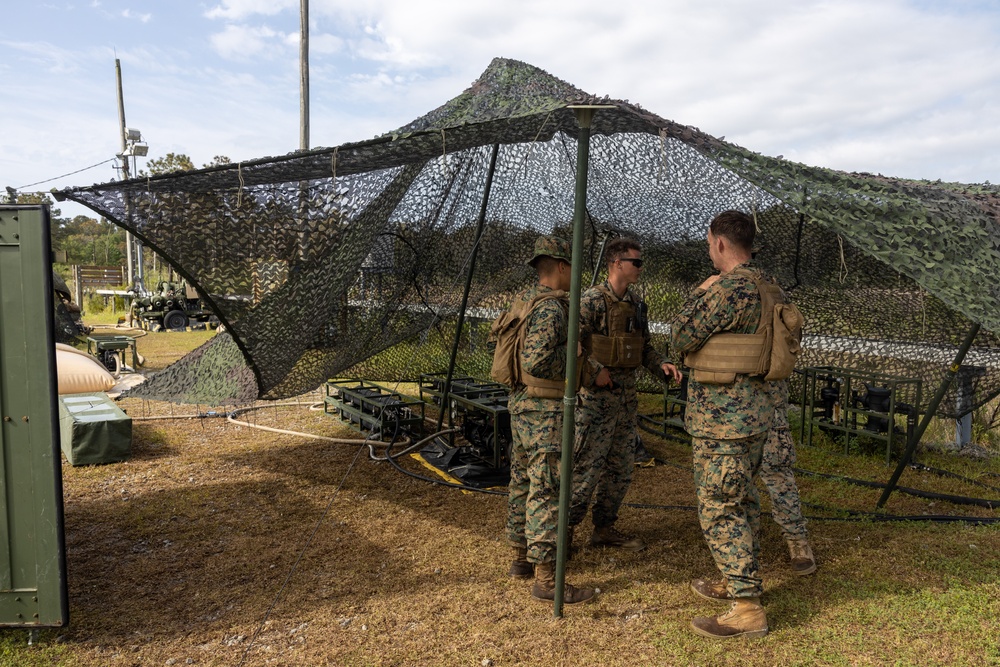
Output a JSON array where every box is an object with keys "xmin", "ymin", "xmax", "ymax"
[
  {"xmin": 691, "ymin": 369, "xmax": 737, "ymax": 385},
  {"xmin": 763, "ymin": 302, "xmax": 804, "ymax": 381},
  {"xmin": 614, "ymin": 334, "xmax": 644, "ymax": 368},
  {"xmin": 684, "ymin": 331, "xmax": 768, "ymax": 378},
  {"xmin": 590, "ymin": 333, "xmax": 644, "ymax": 368}
]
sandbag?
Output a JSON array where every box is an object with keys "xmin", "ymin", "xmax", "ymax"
[{"xmin": 56, "ymin": 346, "xmax": 116, "ymax": 395}]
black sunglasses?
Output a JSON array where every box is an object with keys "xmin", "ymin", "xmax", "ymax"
[{"xmin": 618, "ymin": 258, "xmax": 644, "ymax": 268}]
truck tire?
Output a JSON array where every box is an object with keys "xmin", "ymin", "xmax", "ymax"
[{"xmin": 163, "ymin": 310, "xmax": 188, "ymax": 330}]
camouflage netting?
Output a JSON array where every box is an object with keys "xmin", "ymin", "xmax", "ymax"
[{"xmin": 55, "ymin": 58, "xmax": 1000, "ymax": 419}]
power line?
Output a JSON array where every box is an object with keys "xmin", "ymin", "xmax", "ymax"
[{"xmin": 15, "ymin": 157, "xmax": 117, "ymax": 190}]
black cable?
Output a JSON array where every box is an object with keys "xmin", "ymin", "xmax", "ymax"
[
  {"xmin": 382, "ymin": 431, "xmax": 505, "ymax": 496},
  {"xmin": 794, "ymin": 468, "xmax": 1000, "ymax": 509},
  {"xmin": 371, "ymin": 406, "xmax": 1000, "ymax": 523},
  {"xmin": 637, "ymin": 414, "xmax": 690, "ymax": 444},
  {"xmin": 15, "ymin": 157, "xmax": 117, "ymax": 190},
  {"xmin": 638, "ymin": 411, "xmax": 1000, "ymax": 509},
  {"xmin": 624, "ymin": 499, "xmax": 1000, "ymax": 524},
  {"xmin": 907, "ymin": 462, "xmax": 1000, "ymax": 494}
]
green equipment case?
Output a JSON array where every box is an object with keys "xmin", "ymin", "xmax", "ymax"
[{"xmin": 59, "ymin": 393, "xmax": 132, "ymax": 466}]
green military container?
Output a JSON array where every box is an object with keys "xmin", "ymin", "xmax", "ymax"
[
  {"xmin": 0, "ymin": 205, "xmax": 69, "ymax": 627},
  {"xmin": 59, "ymin": 392, "xmax": 132, "ymax": 466}
]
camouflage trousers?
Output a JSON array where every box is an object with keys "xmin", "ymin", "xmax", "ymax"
[
  {"xmin": 506, "ymin": 409, "xmax": 562, "ymax": 564},
  {"xmin": 569, "ymin": 386, "xmax": 637, "ymax": 528},
  {"xmin": 692, "ymin": 431, "xmax": 767, "ymax": 599},
  {"xmin": 759, "ymin": 426, "xmax": 808, "ymax": 541}
]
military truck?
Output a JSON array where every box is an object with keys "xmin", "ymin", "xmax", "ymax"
[{"xmin": 130, "ymin": 280, "xmax": 218, "ymax": 331}]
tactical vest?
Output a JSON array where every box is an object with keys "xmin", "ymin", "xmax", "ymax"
[
  {"xmin": 683, "ymin": 267, "xmax": 802, "ymax": 384},
  {"xmin": 489, "ymin": 290, "xmax": 580, "ymax": 399},
  {"xmin": 587, "ymin": 285, "xmax": 645, "ymax": 369}
]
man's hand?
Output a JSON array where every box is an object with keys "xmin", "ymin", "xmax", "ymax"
[
  {"xmin": 661, "ymin": 362, "xmax": 682, "ymax": 384},
  {"xmin": 595, "ymin": 367, "xmax": 612, "ymax": 388}
]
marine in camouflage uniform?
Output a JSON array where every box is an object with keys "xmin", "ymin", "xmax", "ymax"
[
  {"xmin": 504, "ymin": 235, "xmax": 594, "ymax": 604},
  {"xmin": 506, "ymin": 282, "xmax": 570, "ymax": 565},
  {"xmin": 761, "ymin": 381, "xmax": 806, "ymax": 540},
  {"xmin": 671, "ymin": 210, "xmax": 771, "ymax": 639},
  {"xmin": 570, "ymin": 238, "xmax": 680, "ymax": 550},
  {"xmin": 760, "ymin": 380, "xmax": 816, "ymax": 575},
  {"xmin": 671, "ymin": 260, "xmax": 772, "ymax": 598}
]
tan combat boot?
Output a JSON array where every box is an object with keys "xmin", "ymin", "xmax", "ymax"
[
  {"xmin": 530, "ymin": 562, "xmax": 595, "ymax": 605},
  {"xmin": 509, "ymin": 546, "xmax": 533, "ymax": 580},
  {"xmin": 788, "ymin": 538, "xmax": 817, "ymax": 576},
  {"xmin": 690, "ymin": 597, "xmax": 768, "ymax": 639},
  {"xmin": 690, "ymin": 578, "xmax": 733, "ymax": 602},
  {"xmin": 590, "ymin": 524, "xmax": 646, "ymax": 552}
]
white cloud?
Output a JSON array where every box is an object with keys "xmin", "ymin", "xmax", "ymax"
[
  {"xmin": 121, "ymin": 9, "xmax": 152, "ymax": 23},
  {"xmin": 209, "ymin": 23, "xmax": 289, "ymax": 61},
  {"xmin": 5, "ymin": 0, "xmax": 1000, "ymax": 219},
  {"xmin": 205, "ymin": 0, "xmax": 297, "ymax": 21},
  {"xmin": 310, "ymin": 32, "xmax": 344, "ymax": 55},
  {"xmin": 1, "ymin": 40, "xmax": 95, "ymax": 75}
]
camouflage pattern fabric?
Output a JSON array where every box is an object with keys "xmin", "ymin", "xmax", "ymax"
[
  {"xmin": 507, "ymin": 411, "xmax": 563, "ymax": 563},
  {"xmin": 693, "ymin": 432, "xmax": 767, "ymax": 599},
  {"xmin": 673, "ymin": 262, "xmax": 774, "ymax": 599},
  {"xmin": 505, "ymin": 283, "xmax": 568, "ymax": 564},
  {"xmin": 508, "ymin": 284, "xmax": 569, "ymax": 414},
  {"xmin": 760, "ymin": 381, "xmax": 808, "ymax": 541},
  {"xmin": 570, "ymin": 282, "xmax": 665, "ymax": 527},
  {"xmin": 56, "ymin": 58, "xmax": 1000, "ymax": 415},
  {"xmin": 670, "ymin": 260, "xmax": 773, "ymax": 440},
  {"xmin": 570, "ymin": 386, "xmax": 636, "ymax": 528}
]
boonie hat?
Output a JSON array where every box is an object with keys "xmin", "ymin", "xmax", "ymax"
[{"xmin": 528, "ymin": 235, "xmax": 572, "ymax": 267}]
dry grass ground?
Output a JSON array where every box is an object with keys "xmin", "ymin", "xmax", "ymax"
[{"xmin": 6, "ymin": 327, "xmax": 1000, "ymax": 666}]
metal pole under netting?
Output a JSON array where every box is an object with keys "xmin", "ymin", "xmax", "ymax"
[
  {"xmin": 436, "ymin": 144, "xmax": 501, "ymax": 434},
  {"xmin": 876, "ymin": 322, "xmax": 981, "ymax": 509},
  {"xmin": 554, "ymin": 106, "xmax": 609, "ymax": 617}
]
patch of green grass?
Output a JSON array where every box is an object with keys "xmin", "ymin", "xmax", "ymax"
[{"xmin": 0, "ymin": 630, "xmax": 74, "ymax": 666}]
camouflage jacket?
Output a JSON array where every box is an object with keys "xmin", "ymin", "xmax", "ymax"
[
  {"xmin": 580, "ymin": 280, "xmax": 664, "ymax": 388},
  {"xmin": 669, "ymin": 260, "xmax": 773, "ymax": 439},
  {"xmin": 509, "ymin": 284, "xmax": 569, "ymax": 415}
]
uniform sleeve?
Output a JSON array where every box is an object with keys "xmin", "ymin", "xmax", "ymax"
[
  {"xmin": 520, "ymin": 299, "xmax": 568, "ymax": 381},
  {"xmin": 669, "ymin": 283, "xmax": 738, "ymax": 356}
]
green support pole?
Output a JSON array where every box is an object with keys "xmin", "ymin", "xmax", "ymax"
[
  {"xmin": 554, "ymin": 107, "xmax": 602, "ymax": 617},
  {"xmin": 876, "ymin": 322, "xmax": 980, "ymax": 509}
]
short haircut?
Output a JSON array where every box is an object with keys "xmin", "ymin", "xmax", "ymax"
[
  {"xmin": 533, "ymin": 255, "xmax": 565, "ymax": 276},
  {"xmin": 709, "ymin": 210, "xmax": 755, "ymax": 252},
  {"xmin": 605, "ymin": 237, "xmax": 642, "ymax": 265}
]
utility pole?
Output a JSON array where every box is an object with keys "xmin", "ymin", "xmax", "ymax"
[
  {"xmin": 115, "ymin": 58, "xmax": 146, "ymax": 293},
  {"xmin": 116, "ymin": 58, "xmax": 135, "ymax": 288},
  {"xmin": 300, "ymin": 0, "xmax": 310, "ymax": 151}
]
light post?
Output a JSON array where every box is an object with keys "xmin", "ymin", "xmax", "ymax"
[{"xmin": 117, "ymin": 128, "xmax": 148, "ymax": 295}]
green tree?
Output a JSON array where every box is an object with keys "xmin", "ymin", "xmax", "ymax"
[
  {"xmin": 57, "ymin": 216, "xmax": 125, "ymax": 265},
  {"xmin": 10, "ymin": 191, "xmax": 63, "ymax": 218},
  {"xmin": 138, "ymin": 153, "xmax": 232, "ymax": 176},
  {"xmin": 140, "ymin": 152, "xmax": 196, "ymax": 176}
]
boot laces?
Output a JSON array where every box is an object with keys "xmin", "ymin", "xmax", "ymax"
[{"xmin": 604, "ymin": 525, "xmax": 631, "ymax": 540}]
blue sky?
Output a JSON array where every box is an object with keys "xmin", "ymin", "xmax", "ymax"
[{"xmin": 3, "ymin": 0, "xmax": 1000, "ymax": 221}]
